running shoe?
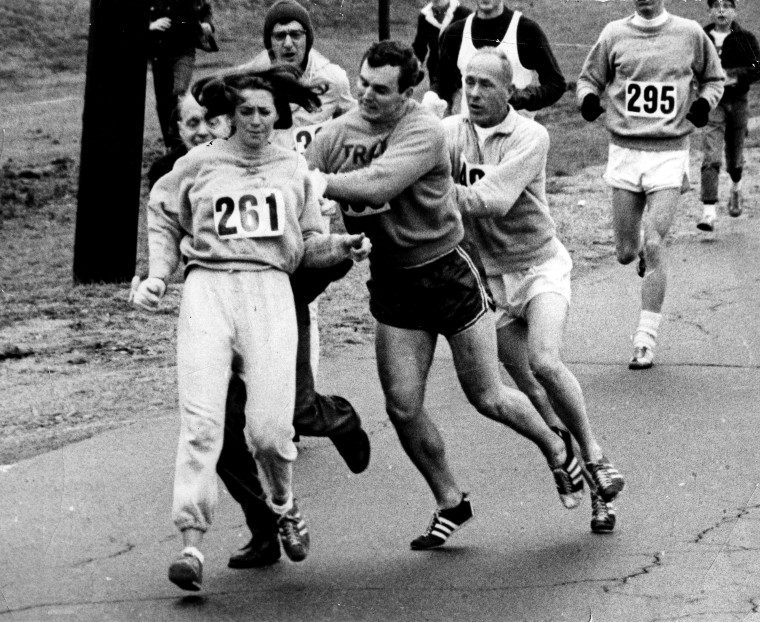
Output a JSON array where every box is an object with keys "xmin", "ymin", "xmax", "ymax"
[
  {"xmin": 637, "ymin": 249, "xmax": 646, "ymax": 278},
  {"xmin": 629, "ymin": 344, "xmax": 654, "ymax": 369},
  {"xmin": 168, "ymin": 547, "xmax": 203, "ymax": 591},
  {"xmin": 550, "ymin": 427, "xmax": 584, "ymax": 509},
  {"xmin": 729, "ymin": 188, "xmax": 743, "ymax": 217},
  {"xmin": 697, "ymin": 213, "xmax": 716, "ymax": 232},
  {"xmin": 277, "ymin": 501, "xmax": 310, "ymax": 562},
  {"xmin": 590, "ymin": 489, "xmax": 616, "ymax": 534},
  {"xmin": 586, "ymin": 456, "xmax": 625, "ymax": 502},
  {"xmin": 228, "ymin": 534, "xmax": 281, "ymax": 569},
  {"xmin": 410, "ymin": 493, "xmax": 473, "ymax": 550}
]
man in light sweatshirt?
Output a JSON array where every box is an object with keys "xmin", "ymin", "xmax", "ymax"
[
  {"xmin": 308, "ymin": 40, "xmax": 585, "ymax": 551},
  {"xmin": 444, "ymin": 47, "xmax": 625, "ymax": 533},
  {"xmin": 577, "ymin": 0, "xmax": 724, "ymax": 370}
]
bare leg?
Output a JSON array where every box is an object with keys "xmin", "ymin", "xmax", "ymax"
[
  {"xmin": 523, "ymin": 293, "xmax": 603, "ymax": 462},
  {"xmin": 376, "ymin": 322, "xmax": 461, "ymax": 509},
  {"xmin": 497, "ymin": 318, "xmax": 564, "ymax": 429},
  {"xmin": 447, "ymin": 312, "xmax": 565, "ymax": 466},
  {"xmin": 611, "ymin": 188, "xmax": 647, "ymax": 266},
  {"xmin": 640, "ymin": 188, "xmax": 680, "ymax": 313}
]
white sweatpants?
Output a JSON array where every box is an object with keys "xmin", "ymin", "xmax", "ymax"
[{"xmin": 172, "ymin": 268, "xmax": 298, "ymax": 532}]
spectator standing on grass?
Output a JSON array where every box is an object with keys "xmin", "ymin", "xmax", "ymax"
[
  {"xmin": 130, "ymin": 66, "xmax": 371, "ymax": 591},
  {"xmin": 442, "ymin": 48, "xmax": 624, "ymax": 534},
  {"xmin": 411, "ymin": 0, "xmax": 471, "ymax": 86},
  {"xmin": 148, "ymin": 0, "xmax": 218, "ymax": 150},
  {"xmin": 577, "ymin": 0, "xmax": 724, "ymax": 370},
  {"xmin": 427, "ymin": 0, "xmax": 565, "ymax": 117},
  {"xmin": 308, "ymin": 40, "xmax": 585, "ymax": 551},
  {"xmin": 696, "ymin": 0, "xmax": 760, "ymax": 233},
  {"xmin": 139, "ymin": 87, "xmax": 372, "ymax": 573}
]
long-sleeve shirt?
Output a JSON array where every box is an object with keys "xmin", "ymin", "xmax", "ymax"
[
  {"xmin": 148, "ymin": 139, "xmax": 324, "ymax": 281},
  {"xmin": 443, "ymin": 109, "xmax": 557, "ymax": 274},
  {"xmin": 577, "ymin": 12, "xmax": 725, "ymax": 152},
  {"xmin": 412, "ymin": 2, "xmax": 472, "ymax": 82},
  {"xmin": 434, "ymin": 8, "xmax": 566, "ymax": 111},
  {"xmin": 705, "ymin": 21, "xmax": 760, "ymax": 102},
  {"xmin": 307, "ymin": 100, "xmax": 464, "ymax": 269}
]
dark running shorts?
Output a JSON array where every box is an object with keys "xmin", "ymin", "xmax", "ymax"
[{"xmin": 367, "ymin": 242, "xmax": 494, "ymax": 337}]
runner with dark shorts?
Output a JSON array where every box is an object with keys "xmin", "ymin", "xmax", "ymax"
[{"xmin": 308, "ymin": 40, "xmax": 584, "ymax": 550}]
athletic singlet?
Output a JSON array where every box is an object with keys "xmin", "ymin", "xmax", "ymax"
[{"xmin": 456, "ymin": 12, "xmax": 537, "ymax": 118}]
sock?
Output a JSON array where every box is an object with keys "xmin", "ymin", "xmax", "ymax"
[
  {"xmin": 633, "ymin": 310, "xmax": 661, "ymax": 350},
  {"xmin": 732, "ymin": 179, "xmax": 742, "ymax": 192},
  {"xmin": 181, "ymin": 546, "xmax": 205, "ymax": 564},
  {"xmin": 702, "ymin": 203, "xmax": 717, "ymax": 219},
  {"xmin": 270, "ymin": 492, "xmax": 294, "ymax": 516}
]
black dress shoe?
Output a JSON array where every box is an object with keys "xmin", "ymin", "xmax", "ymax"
[
  {"xmin": 228, "ymin": 536, "xmax": 281, "ymax": 569},
  {"xmin": 329, "ymin": 426, "xmax": 371, "ymax": 474}
]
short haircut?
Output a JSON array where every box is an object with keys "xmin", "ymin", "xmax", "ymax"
[
  {"xmin": 467, "ymin": 48, "xmax": 513, "ymax": 88},
  {"xmin": 360, "ymin": 40, "xmax": 424, "ymax": 93},
  {"xmin": 707, "ymin": 0, "xmax": 735, "ymax": 7}
]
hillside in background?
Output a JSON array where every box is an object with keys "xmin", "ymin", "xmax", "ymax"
[
  {"xmin": 0, "ymin": 0, "xmax": 422, "ymax": 84},
  {"xmin": 7, "ymin": 0, "xmax": 758, "ymax": 86}
]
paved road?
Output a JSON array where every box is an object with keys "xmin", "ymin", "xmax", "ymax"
[{"xmin": 2, "ymin": 212, "xmax": 760, "ymax": 621}]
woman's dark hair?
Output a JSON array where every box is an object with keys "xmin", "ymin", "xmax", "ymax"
[
  {"xmin": 360, "ymin": 40, "xmax": 425, "ymax": 93},
  {"xmin": 192, "ymin": 64, "xmax": 321, "ymax": 129}
]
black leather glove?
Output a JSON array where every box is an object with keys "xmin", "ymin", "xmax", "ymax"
[
  {"xmin": 686, "ymin": 98, "xmax": 710, "ymax": 128},
  {"xmin": 580, "ymin": 93, "xmax": 605, "ymax": 122}
]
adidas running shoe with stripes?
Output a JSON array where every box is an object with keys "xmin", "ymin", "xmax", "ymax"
[
  {"xmin": 410, "ymin": 493, "xmax": 473, "ymax": 550},
  {"xmin": 590, "ymin": 489, "xmax": 616, "ymax": 534},
  {"xmin": 551, "ymin": 427, "xmax": 584, "ymax": 509},
  {"xmin": 277, "ymin": 501, "xmax": 310, "ymax": 562},
  {"xmin": 586, "ymin": 456, "xmax": 625, "ymax": 503}
]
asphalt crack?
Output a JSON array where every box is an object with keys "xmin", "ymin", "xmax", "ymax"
[
  {"xmin": 692, "ymin": 502, "xmax": 760, "ymax": 544},
  {"xmin": 601, "ymin": 551, "xmax": 665, "ymax": 593}
]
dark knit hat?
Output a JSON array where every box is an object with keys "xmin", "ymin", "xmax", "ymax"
[{"xmin": 263, "ymin": 0, "xmax": 314, "ymax": 70}]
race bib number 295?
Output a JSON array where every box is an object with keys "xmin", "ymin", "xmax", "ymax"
[
  {"xmin": 625, "ymin": 80, "xmax": 677, "ymax": 120},
  {"xmin": 213, "ymin": 189, "xmax": 285, "ymax": 239}
]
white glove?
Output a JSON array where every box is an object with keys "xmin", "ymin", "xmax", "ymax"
[
  {"xmin": 421, "ymin": 91, "xmax": 447, "ymax": 119},
  {"xmin": 130, "ymin": 277, "xmax": 166, "ymax": 312},
  {"xmin": 309, "ymin": 169, "xmax": 328, "ymax": 200}
]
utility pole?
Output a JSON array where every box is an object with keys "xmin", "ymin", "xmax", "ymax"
[
  {"xmin": 73, "ymin": 0, "xmax": 148, "ymax": 284},
  {"xmin": 379, "ymin": 0, "xmax": 390, "ymax": 40}
]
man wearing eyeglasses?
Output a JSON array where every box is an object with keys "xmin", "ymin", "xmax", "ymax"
[{"xmin": 237, "ymin": 0, "xmax": 356, "ymax": 150}]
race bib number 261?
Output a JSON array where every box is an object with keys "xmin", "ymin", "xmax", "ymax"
[
  {"xmin": 213, "ymin": 189, "xmax": 285, "ymax": 239},
  {"xmin": 625, "ymin": 80, "xmax": 677, "ymax": 120}
]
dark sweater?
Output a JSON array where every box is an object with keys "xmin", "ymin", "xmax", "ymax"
[
  {"xmin": 412, "ymin": 5, "xmax": 472, "ymax": 82},
  {"xmin": 705, "ymin": 21, "xmax": 760, "ymax": 101},
  {"xmin": 434, "ymin": 8, "xmax": 566, "ymax": 112}
]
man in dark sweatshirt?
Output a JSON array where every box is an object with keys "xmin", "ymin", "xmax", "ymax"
[{"xmin": 697, "ymin": 0, "xmax": 760, "ymax": 231}]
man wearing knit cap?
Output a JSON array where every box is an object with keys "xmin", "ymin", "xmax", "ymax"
[{"xmin": 237, "ymin": 0, "xmax": 356, "ymax": 152}]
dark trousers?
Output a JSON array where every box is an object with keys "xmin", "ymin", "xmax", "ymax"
[
  {"xmin": 216, "ymin": 262, "xmax": 357, "ymax": 539},
  {"xmin": 151, "ymin": 48, "xmax": 195, "ymax": 150},
  {"xmin": 700, "ymin": 95, "xmax": 749, "ymax": 203}
]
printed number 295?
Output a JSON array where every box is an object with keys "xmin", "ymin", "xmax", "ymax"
[{"xmin": 626, "ymin": 82, "xmax": 676, "ymax": 118}]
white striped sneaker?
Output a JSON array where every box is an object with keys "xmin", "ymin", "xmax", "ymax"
[
  {"xmin": 551, "ymin": 427, "xmax": 584, "ymax": 509},
  {"xmin": 410, "ymin": 493, "xmax": 473, "ymax": 550}
]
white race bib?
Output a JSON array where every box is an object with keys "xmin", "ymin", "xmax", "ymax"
[
  {"xmin": 341, "ymin": 201, "xmax": 391, "ymax": 217},
  {"xmin": 212, "ymin": 189, "xmax": 285, "ymax": 239},
  {"xmin": 292, "ymin": 123, "xmax": 323, "ymax": 155},
  {"xmin": 624, "ymin": 80, "xmax": 677, "ymax": 120},
  {"xmin": 459, "ymin": 157, "xmax": 497, "ymax": 187}
]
